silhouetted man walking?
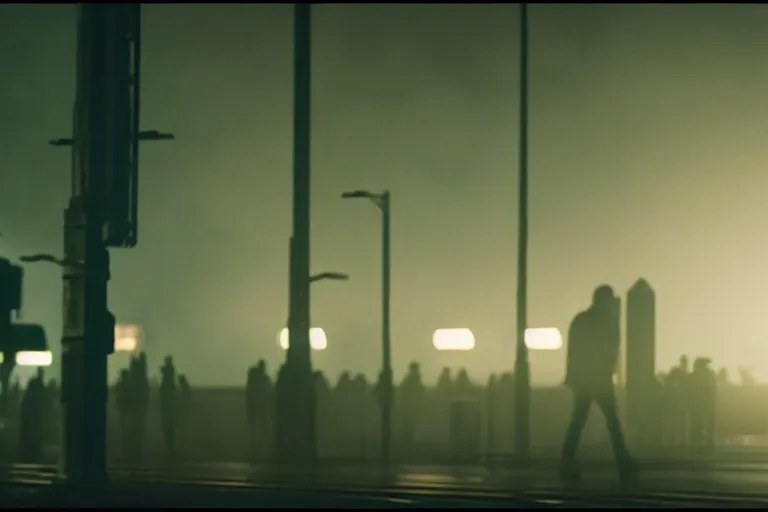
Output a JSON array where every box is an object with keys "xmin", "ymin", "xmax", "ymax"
[
  {"xmin": 560, "ymin": 285, "xmax": 637, "ymax": 485},
  {"xmin": 160, "ymin": 356, "xmax": 178, "ymax": 461}
]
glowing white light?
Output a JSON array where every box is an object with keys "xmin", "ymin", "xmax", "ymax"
[
  {"xmin": 432, "ymin": 328, "xmax": 475, "ymax": 351},
  {"xmin": 525, "ymin": 327, "xmax": 563, "ymax": 351},
  {"xmin": 278, "ymin": 328, "xmax": 327, "ymax": 351},
  {"xmin": 16, "ymin": 351, "xmax": 53, "ymax": 367},
  {"xmin": 114, "ymin": 324, "xmax": 141, "ymax": 353}
]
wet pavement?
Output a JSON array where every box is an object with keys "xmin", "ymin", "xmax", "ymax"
[
  {"xmin": 0, "ymin": 478, "xmax": 765, "ymax": 508},
  {"xmin": 4, "ymin": 461, "xmax": 768, "ymax": 505},
  {"xmin": 0, "ymin": 481, "xmax": 545, "ymax": 509}
]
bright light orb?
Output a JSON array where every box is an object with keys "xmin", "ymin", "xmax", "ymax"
[
  {"xmin": 525, "ymin": 327, "xmax": 563, "ymax": 351},
  {"xmin": 15, "ymin": 350, "xmax": 53, "ymax": 367},
  {"xmin": 432, "ymin": 328, "xmax": 475, "ymax": 351},
  {"xmin": 278, "ymin": 328, "xmax": 327, "ymax": 351},
  {"xmin": 114, "ymin": 324, "xmax": 141, "ymax": 353}
]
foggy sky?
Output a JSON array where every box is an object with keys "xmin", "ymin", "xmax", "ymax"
[{"xmin": 2, "ymin": 4, "xmax": 768, "ymax": 386}]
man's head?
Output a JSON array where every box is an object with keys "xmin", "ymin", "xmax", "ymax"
[{"xmin": 591, "ymin": 284, "xmax": 617, "ymax": 312}]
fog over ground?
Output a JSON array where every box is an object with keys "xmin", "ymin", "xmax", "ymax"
[{"xmin": 2, "ymin": 4, "xmax": 767, "ymax": 385}]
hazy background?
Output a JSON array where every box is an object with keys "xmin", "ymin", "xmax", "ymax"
[{"xmin": 1, "ymin": 4, "xmax": 767, "ymax": 386}]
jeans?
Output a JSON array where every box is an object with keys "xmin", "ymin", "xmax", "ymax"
[{"xmin": 561, "ymin": 387, "xmax": 633, "ymax": 470}]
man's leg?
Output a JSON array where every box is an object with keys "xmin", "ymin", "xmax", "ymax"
[
  {"xmin": 705, "ymin": 410, "xmax": 716, "ymax": 451},
  {"xmin": 161, "ymin": 419, "xmax": 170, "ymax": 456},
  {"xmin": 689, "ymin": 412, "xmax": 703, "ymax": 449},
  {"xmin": 247, "ymin": 417, "xmax": 256, "ymax": 463},
  {"xmin": 168, "ymin": 426, "xmax": 176, "ymax": 461},
  {"xmin": 403, "ymin": 420, "xmax": 415, "ymax": 461},
  {"xmin": 595, "ymin": 390, "xmax": 637, "ymax": 481},
  {"xmin": 560, "ymin": 390, "xmax": 592, "ymax": 481}
]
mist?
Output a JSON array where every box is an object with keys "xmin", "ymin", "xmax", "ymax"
[{"xmin": 2, "ymin": 4, "xmax": 768, "ymax": 385}]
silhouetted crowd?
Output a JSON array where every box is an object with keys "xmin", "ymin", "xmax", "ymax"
[
  {"xmin": 0, "ymin": 353, "xmax": 191, "ymax": 466},
  {"xmin": 114, "ymin": 353, "xmax": 191, "ymax": 466},
  {"xmin": 0, "ymin": 350, "xmax": 751, "ymax": 469},
  {"xmin": 240, "ymin": 355, "xmax": 721, "ymax": 463},
  {"xmin": 16, "ymin": 368, "xmax": 57, "ymax": 462},
  {"xmin": 245, "ymin": 360, "xmax": 485, "ymax": 462},
  {"xmin": 655, "ymin": 355, "xmax": 717, "ymax": 450}
]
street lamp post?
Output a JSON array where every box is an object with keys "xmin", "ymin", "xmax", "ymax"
[
  {"xmin": 275, "ymin": 2, "xmax": 314, "ymax": 466},
  {"xmin": 341, "ymin": 189, "xmax": 392, "ymax": 467},
  {"xmin": 282, "ymin": 271, "xmax": 349, "ymax": 352},
  {"xmin": 513, "ymin": 2, "xmax": 531, "ymax": 464}
]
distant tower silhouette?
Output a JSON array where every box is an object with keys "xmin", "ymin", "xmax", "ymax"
[{"xmin": 625, "ymin": 279, "xmax": 656, "ymax": 443}]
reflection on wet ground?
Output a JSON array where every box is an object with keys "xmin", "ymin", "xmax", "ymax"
[{"xmin": 5, "ymin": 461, "xmax": 768, "ymax": 505}]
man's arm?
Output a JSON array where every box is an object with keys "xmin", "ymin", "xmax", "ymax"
[
  {"xmin": 606, "ymin": 312, "xmax": 621, "ymax": 377},
  {"xmin": 564, "ymin": 315, "xmax": 582, "ymax": 386}
]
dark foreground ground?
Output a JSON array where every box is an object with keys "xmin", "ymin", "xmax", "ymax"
[
  {"xmin": 0, "ymin": 482, "xmax": 535, "ymax": 509},
  {"xmin": 2, "ymin": 479, "xmax": 767, "ymax": 509},
  {"xmin": 5, "ymin": 461, "xmax": 768, "ymax": 508}
]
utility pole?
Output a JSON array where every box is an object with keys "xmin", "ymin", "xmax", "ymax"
[
  {"xmin": 276, "ymin": 3, "xmax": 316, "ymax": 465},
  {"xmin": 340, "ymin": 189, "xmax": 392, "ymax": 467},
  {"xmin": 52, "ymin": 5, "xmax": 172, "ymax": 484},
  {"xmin": 513, "ymin": 2, "xmax": 531, "ymax": 464},
  {"xmin": 380, "ymin": 192, "xmax": 392, "ymax": 468}
]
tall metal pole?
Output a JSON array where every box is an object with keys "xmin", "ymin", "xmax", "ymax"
[
  {"xmin": 380, "ymin": 191, "xmax": 392, "ymax": 467},
  {"xmin": 289, "ymin": 1, "xmax": 312, "ymax": 380},
  {"xmin": 54, "ymin": 5, "xmax": 171, "ymax": 483},
  {"xmin": 58, "ymin": 6, "xmax": 116, "ymax": 484},
  {"xmin": 513, "ymin": 2, "xmax": 531, "ymax": 464},
  {"xmin": 277, "ymin": 3, "xmax": 315, "ymax": 464}
]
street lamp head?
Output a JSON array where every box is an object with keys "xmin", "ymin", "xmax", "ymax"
[
  {"xmin": 341, "ymin": 190, "xmax": 374, "ymax": 200},
  {"xmin": 19, "ymin": 254, "xmax": 61, "ymax": 265},
  {"xmin": 321, "ymin": 272, "xmax": 350, "ymax": 281},
  {"xmin": 137, "ymin": 130, "xmax": 175, "ymax": 142},
  {"xmin": 309, "ymin": 271, "xmax": 351, "ymax": 283}
]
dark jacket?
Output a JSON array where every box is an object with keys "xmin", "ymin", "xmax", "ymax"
[{"xmin": 565, "ymin": 306, "xmax": 619, "ymax": 394}]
